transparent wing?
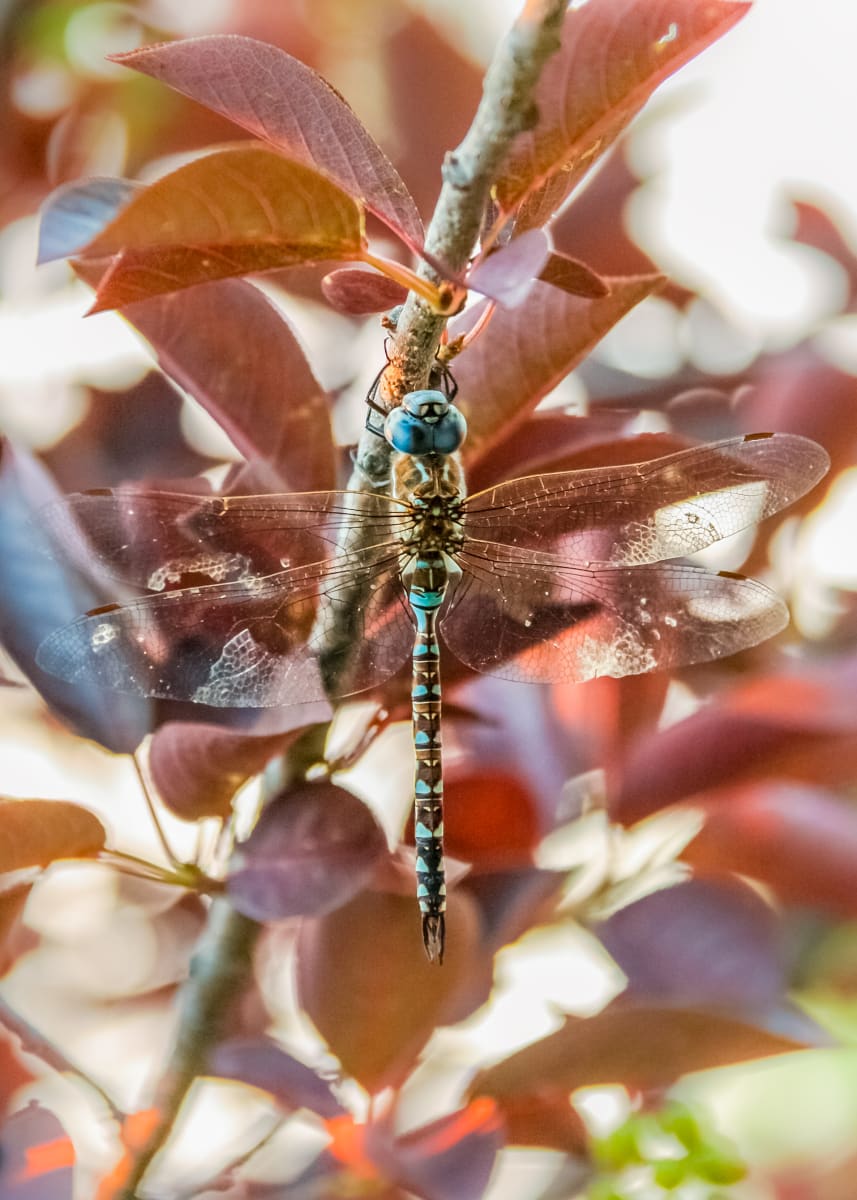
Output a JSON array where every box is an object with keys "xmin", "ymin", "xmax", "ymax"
[
  {"xmin": 41, "ymin": 487, "xmax": 411, "ymax": 589},
  {"xmin": 443, "ymin": 540, "xmax": 788, "ymax": 684},
  {"xmin": 461, "ymin": 434, "xmax": 829, "ymax": 565},
  {"xmin": 37, "ymin": 544, "xmax": 415, "ymax": 707}
]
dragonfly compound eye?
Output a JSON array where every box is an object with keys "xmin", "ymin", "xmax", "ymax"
[
  {"xmin": 384, "ymin": 407, "xmax": 436, "ymax": 454},
  {"xmin": 385, "ymin": 390, "xmax": 467, "ymax": 454},
  {"xmin": 431, "ymin": 406, "xmax": 467, "ymax": 453}
]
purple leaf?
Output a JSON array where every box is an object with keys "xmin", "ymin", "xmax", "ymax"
[
  {"xmin": 686, "ymin": 783, "xmax": 857, "ymax": 919},
  {"xmin": 0, "ymin": 441, "xmax": 150, "ymax": 752},
  {"xmin": 149, "ymin": 721, "xmax": 326, "ymax": 821},
  {"xmin": 467, "ymin": 229, "xmax": 552, "ymax": 308},
  {"xmin": 0, "ymin": 1103, "xmax": 74, "ymax": 1200},
  {"xmin": 321, "ymin": 268, "xmax": 408, "ymax": 315},
  {"xmin": 598, "ymin": 877, "xmax": 785, "ymax": 1012},
  {"xmin": 37, "ymin": 177, "xmax": 140, "ymax": 265},
  {"xmin": 112, "ymin": 37, "xmax": 424, "ymax": 252},
  {"xmin": 228, "ymin": 782, "xmax": 387, "ymax": 921},
  {"xmin": 121, "ymin": 280, "xmax": 337, "ymax": 493},
  {"xmin": 210, "ymin": 1037, "xmax": 346, "ymax": 1117},
  {"xmin": 371, "ymin": 1102, "xmax": 504, "ymax": 1200}
]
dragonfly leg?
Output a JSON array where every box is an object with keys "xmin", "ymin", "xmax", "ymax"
[{"xmin": 364, "ymin": 363, "xmax": 389, "ymax": 439}]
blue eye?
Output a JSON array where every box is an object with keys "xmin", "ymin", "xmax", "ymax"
[
  {"xmin": 384, "ymin": 389, "xmax": 467, "ymax": 454},
  {"xmin": 385, "ymin": 408, "xmax": 435, "ymax": 454},
  {"xmin": 432, "ymin": 407, "xmax": 467, "ymax": 452}
]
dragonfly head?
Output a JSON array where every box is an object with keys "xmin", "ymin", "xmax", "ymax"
[{"xmin": 384, "ymin": 389, "xmax": 467, "ymax": 455}]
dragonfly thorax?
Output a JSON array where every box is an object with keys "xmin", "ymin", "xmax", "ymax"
[{"xmin": 405, "ymin": 495, "xmax": 465, "ymax": 556}]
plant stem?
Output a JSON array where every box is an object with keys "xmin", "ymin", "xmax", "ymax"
[
  {"xmin": 117, "ymin": 899, "xmax": 261, "ymax": 1199},
  {"xmin": 355, "ymin": 0, "xmax": 567, "ymax": 472}
]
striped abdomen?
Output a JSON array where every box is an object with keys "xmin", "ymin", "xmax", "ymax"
[{"xmin": 408, "ymin": 552, "xmax": 448, "ymax": 962}]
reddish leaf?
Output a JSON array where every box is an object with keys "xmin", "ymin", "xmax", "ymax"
[
  {"xmin": 497, "ymin": 0, "xmax": 751, "ymax": 229},
  {"xmin": 486, "ymin": 1091, "xmax": 587, "ymax": 1153},
  {"xmin": 112, "ymin": 36, "xmax": 425, "ymax": 251},
  {"xmin": 296, "ymin": 889, "xmax": 484, "ymax": 1092},
  {"xmin": 464, "ymin": 410, "xmax": 632, "ymax": 491},
  {"xmin": 81, "ymin": 146, "xmax": 367, "ymax": 312},
  {"xmin": 443, "ymin": 770, "xmax": 539, "ymax": 868},
  {"xmin": 209, "ymin": 1036, "xmax": 346, "ymax": 1117},
  {"xmin": 467, "ymin": 230, "xmax": 552, "ymax": 308},
  {"xmin": 0, "ymin": 1104, "xmax": 74, "ymax": 1200},
  {"xmin": 228, "ymin": 783, "xmax": 387, "ymax": 921},
  {"xmin": 471, "ymin": 1006, "xmax": 807, "ymax": 1101},
  {"xmin": 37, "ymin": 178, "xmax": 140, "ymax": 264},
  {"xmin": 611, "ymin": 668, "xmax": 857, "ymax": 825},
  {"xmin": 551, "ymin": 142, "xmax": 694, "ymax": 307},
  {"xmin": 553, "ymin": 671, "xmax": 672, "ymax": 770},
  {"xmin": 149, "ymin": 722, "xmax": 310, "ymax": 821},
  {"xmin": 0, "ymin": 800, "xmax": 106, "ymax": 871},
  {"xmin": 791, "ymin": 198, "xmax": 857, "ymax": 312},
  {"xmin": 453, "ymin": 274, "xmax": 665, "ymax": 461},
  {"xmin": 598, "ymin": 877, "xmax": 785, "ymax": 1012},
  {"xmin": 684, "ymin": 784, "xmax": 857, "ymax": 918},
  {"xmin": 321, "ymin": 267, "xmax": 408, "ymax": 315},
  {"xmin": 539, "ymin": 251, "xmax": 610, "ymax": 298},
  {"xmin": 121, "ymin": 279, "xmax": 337, "ymax": 493}
]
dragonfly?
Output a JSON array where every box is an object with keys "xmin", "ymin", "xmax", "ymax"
[{"xmin": 36, "ymin": 389, "xmax": 829, "ymax": 961}]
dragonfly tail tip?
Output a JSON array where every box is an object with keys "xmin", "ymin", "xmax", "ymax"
[{"xmin": 422, "ymin": 914, "xmax": 445, "ymax": 964}]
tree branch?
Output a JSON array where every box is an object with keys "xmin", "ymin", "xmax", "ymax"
[
  {"xmin": 356, "ymin": 0, "xmax": 567, "ymax": 484},
  {"xmin": 117, "ymin": 899, "xmax": 261, "ymax": 1199}
]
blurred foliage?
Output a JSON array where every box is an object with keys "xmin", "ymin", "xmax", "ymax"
[{"xmin": 0, "ymin": 2, "xmax": 856, "ymax": 1199}]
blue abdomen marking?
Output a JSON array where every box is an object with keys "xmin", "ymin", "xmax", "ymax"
[{"xmin": 407, "ymin": 551, "xmax": 448, "ymax": 962}]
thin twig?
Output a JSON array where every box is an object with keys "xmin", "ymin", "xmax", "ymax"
[{"xmin": 133, "ymin": 749, "xmax": 180, "ymax": 869}]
